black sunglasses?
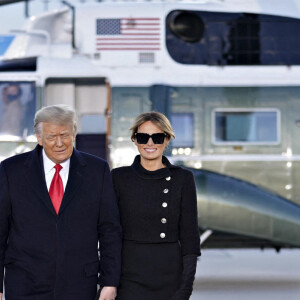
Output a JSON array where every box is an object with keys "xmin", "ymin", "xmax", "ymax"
[{"xmin": 135, "ymin": 133, "xmax": 168, "ymax": 144}]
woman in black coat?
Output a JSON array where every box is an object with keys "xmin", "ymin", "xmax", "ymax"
[{"xmin": 112, "ymin": 111, "xmax": 201, "ymax": 300}]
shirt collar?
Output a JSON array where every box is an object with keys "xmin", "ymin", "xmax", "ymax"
[{"xmin": 42, "ymin": 149, "xmax": 70, "ymax": 175}]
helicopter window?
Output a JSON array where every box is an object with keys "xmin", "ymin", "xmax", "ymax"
[
  {"xmin": 0, "ymin": 81, "xmax": 36, "ymax": 139},
  {"xmin": 168, "ymin": 11, "xmax": 204, "ymax": 43},
  {"xmin": 213, "ymin": 109, "xmax": 279, "ymax": 144},
  {"xmin": 166, "ymin": 10, "xmax": 300, "ymax": 65},
  {"xmin": 171, "ymin": 113, "xmax": 194, "ymax": 148}
]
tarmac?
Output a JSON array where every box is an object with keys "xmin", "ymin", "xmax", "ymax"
[{"xmin": 191, "ymin": 248, "xmax": 300, "ymax": 300}]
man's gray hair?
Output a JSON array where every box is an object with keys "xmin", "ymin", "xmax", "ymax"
[{"xmin": 34, "ymin": 105, "xmax": 77, "ymax": 135}]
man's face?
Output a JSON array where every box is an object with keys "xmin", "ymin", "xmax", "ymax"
[
  {"xmin": 7, "ymin": 85, "xmax": 20, "ymax": 96},
  {"xmin": 36, "ymin": 122, "xmax": 75, "ymax": 164}
]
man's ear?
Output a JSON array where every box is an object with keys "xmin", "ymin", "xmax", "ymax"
[{"xmin": 36, "ymin": 134, "xmax": 43, "ymax": 146}]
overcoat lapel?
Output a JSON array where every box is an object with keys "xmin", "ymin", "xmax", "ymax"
[
  {"xmin": 58, "ymin": 148, "xmax": 86, "ymax": 215},
  {"xmin": 24, "ymin": 145, "xmax": 57, "ymax": 216},
  {"xmin": 24, "ymin": 146, "xmax": 86, "ymax": 216}
]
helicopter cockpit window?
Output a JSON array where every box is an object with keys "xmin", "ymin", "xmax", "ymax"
[
  {"xmin": 0, "ymin": 82, "xmax": 36, "ymax": 139},
  {"xmin": 213, "ymin": 109, "xmax": 279, "ymax": 144}
]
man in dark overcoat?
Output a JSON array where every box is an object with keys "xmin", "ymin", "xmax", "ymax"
[{"xmin": 0, "ymin": 105, "xmax": 122, "ymax": 300}]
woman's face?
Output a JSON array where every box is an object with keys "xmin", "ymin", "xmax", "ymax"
[{"xmin": 134, "ymin": 121, "xmax": 169, "ymax": 162}]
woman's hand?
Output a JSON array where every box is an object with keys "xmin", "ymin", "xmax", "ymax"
[{"xmin": 98, "ymin": 286, "xmax": 117, "ymax": 300}]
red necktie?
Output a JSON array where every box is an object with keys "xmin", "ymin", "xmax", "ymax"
[{"xmin": 49, "ymin": 164, "xmax": 64, "ymax": 214}]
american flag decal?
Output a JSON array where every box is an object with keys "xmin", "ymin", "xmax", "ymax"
[{"xmin": 96, "ymin": 18, "xmax": 161, "ymax": 51}]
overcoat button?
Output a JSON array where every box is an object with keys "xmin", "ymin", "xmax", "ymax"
[
  {"xmin": 166, "ymin": 176, "xmax": 171, "ymax": 181},
  {"xmin": 161, "ymin": 218, "xmax": 167, "ymax": 224},
  {"xmin": 162, "ymin": 202, "xmax": 168, "ymax": 208},
  {"xmin": 160, "ymin": 233, "xmax": 166, "ymax": 238},
  {"xmin": 163, "ymin": 189, "xmax": 169, "ymax": 193}
]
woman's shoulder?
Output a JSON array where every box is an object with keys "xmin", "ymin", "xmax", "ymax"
[
  {"xmin": 111, "ymin": 166, "xmax": 133, "ymax": 177},
  {"xmin": 171, "ymin": 165, "xmax": 194, "ymax": 178},
  {"xmin": 164, "ymin": 156, "xmax": 192, "ymax": 175}
]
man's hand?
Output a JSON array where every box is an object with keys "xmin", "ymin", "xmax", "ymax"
[
  {"xmin": 0, "ymin": 292, "xmax": 2, "ymax": 300},
  {"xmin": 98, "ymin": 286, "xmax": 117, "ymax": 300}
]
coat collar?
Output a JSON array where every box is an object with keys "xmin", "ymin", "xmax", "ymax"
[
  {"xmin": 24, "ymin": 145, "xmax": 86, "ymax": 216},
  {"xmin": 24, "ymin": 145, "xmax": 54, "ymax": 214},
  {"xmin": 131, "ymin": 155, "xmax": 179, "ymax": 180}
]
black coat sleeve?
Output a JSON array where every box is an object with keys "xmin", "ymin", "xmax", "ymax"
[
  {"xmin": 171, "ymin": 254, "xmax": 198, "ymax": 300},
  {"xmin": 172, "ymin": 170, "xmax": 200, "ymax": 299},
  {"xmin": 98, "ymin": 162, "xmax": 122, "ymax": 287},
  {"xmin": 179, "ymin": 170, "xmax": 201, "ymax": 256},
  {"xmin": 0, "ymin": 162, "xmax": 11, "ymax": 293}
]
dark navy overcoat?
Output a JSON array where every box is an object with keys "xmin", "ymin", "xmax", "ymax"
[{"xmin": 0, "ymin": 145, "xmax": 122, "ymax": 300}]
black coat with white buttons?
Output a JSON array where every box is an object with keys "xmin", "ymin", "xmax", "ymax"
[{"xmin": 112, "ymin": 155, "xmax": 200, "ymax": 256}]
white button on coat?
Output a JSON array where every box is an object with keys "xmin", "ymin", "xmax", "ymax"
[
  {"xmin": 161, "ymin": 218, "xmax": 167, "ymax": 224},
  {"xmin": 162, "ymin": 202, "xmax": 168, "ymax": 208},
  {"xmin": 160, "ymin": 233, "xmax": 166, "ymax": 238},
  {"xmin": 163, "ymin": 189, "xmax": 169, "ymax": 193},
  {"xmin": 166, "ymin": 176, "xmax": 171, "ymax": 181}
]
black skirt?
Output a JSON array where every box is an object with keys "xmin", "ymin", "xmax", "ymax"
[{"xmin": 116, "ymin": 240, "xmax": 182, "ymax": 300}]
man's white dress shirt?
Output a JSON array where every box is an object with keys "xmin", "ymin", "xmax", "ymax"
[{"xmin": 42, "ymin": 149, "xmax": 70, "ymax": 191}]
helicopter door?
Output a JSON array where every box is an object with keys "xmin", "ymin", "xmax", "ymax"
[{"xmin": 45, "ymin": 78, "xmax": 109, "ymax": 159}]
